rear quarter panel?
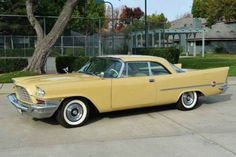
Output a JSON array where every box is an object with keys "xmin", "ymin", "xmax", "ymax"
[{"xmin": 155, "ymin": 67, "xmax": 229, "ymax": 105}]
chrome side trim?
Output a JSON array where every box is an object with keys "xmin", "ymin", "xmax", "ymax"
[{"xmin": 160, "ymin": 83, "xmax": 225, "ymax": 91}]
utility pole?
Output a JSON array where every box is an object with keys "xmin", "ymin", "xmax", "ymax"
[
  {"xmin": 96, "ymin": 0, "xmax": 114, "ymax": 54},
  {"xmin": 145, "ymin": 0, "xmax": 148, "ymax": 48}
]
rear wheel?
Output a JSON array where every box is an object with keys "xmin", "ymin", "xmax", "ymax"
[
  {"xmin": 56, "ymin": 99, "xmax": 90, "ymax": 128},
  {"xmin": 177, "ymin": 91, "xmax": 198, "ymax": 111}
]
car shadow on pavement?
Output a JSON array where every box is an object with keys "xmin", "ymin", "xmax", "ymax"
[
  {"xmin": 198, "ymin": 94, "xmax": 232, "ymax": 105},
  {"xmin": 38, "ymin": 94, "xmax": 232, "ymax": 126},
  {"xmin": 87, "ymin": 104, "xmax": 177, "ymax": 125},
  {"xmin": 34, "ymin": 115, "xmax": 59, "ymax": 125},
  {"xmin": 37, "ymin": 104, "xmax": 177, "ymax": 126}
]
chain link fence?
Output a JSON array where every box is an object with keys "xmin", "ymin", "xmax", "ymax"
[
  {"xmin": 0, "ymin": 15, "xmax": 169, "ymax": 58},
  {"xmin": 0, "ymin": 33, "xmax": 128, "ymax": 57}
]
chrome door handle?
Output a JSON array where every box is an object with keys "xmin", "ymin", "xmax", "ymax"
[{"xmin": 149, "ymin": 79, "xmax": 155, "ymax": 83}]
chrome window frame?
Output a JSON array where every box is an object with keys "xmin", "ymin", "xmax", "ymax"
[
  {"xmin": 116, "ymin": 59, "xmax": 125, "ymax": 78},
  {"xmin": 80, "ymin": 57, "xmax": 125, "ymax": 79},
  {"xmin": 119, "ymin": 61, "xmax": 151, "ymax": 78}
]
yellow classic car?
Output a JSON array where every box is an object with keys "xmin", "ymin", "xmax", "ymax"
[{"xmin": 8, "ymin": 55, "xmax": 229, "ymax": 128}]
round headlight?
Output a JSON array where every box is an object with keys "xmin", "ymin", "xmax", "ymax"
[{"xmin": 36, "ymin": 87, "xmax": 45, "ymax": 97}]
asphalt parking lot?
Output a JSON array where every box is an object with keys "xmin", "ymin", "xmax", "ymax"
[{"xmin": 0, "ymin": 81, "xmax": 236, "ymax": 157}]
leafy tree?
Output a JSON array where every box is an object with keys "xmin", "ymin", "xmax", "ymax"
[
  {"xmin": 192, "ymin": 0, "xmax": 236, "ymax": 26},
  {"xmin": 133, "ymin": 7, "xmax": 144, "ymax": 19},
  {"xmin": 119, "ymin": 6, "xmax": 144, "ymax": 25},
  {"xmin": 148, "ymin": 13, "xmax": 170, "ymax": 29},
  {"xmin": 24, "ymin": 0, "xmax": 105, "ymax": 73},
  {"xmin": 192, "ymin": 0, "xmax": 199, "ymax": 17},
  {"xmin": 126, "ymin": 18, "xmax": 144, "ymax": 32},
  {"xmin": 124, "ymin": 13, "xmax": 170, "ymax": 33},
  {"xmin": 0, "ymin": 0, "xmax": 105, "ymax": 73},
  {"xmin": 0, "ymin": 0, "xmax": 104, "ymax": 35},
  {"xmin": 0, "ymin": 0, "xmax": 33, "ymax": 35},
  {"xmin": 206, "ymin": 0, "xmax": 236, "ymax": 25},
  {"xmin": 69, "ymin": 0, "xmax": 105, "ymax": 35},
  {"xmin": 192, "ymin": 0, "xmax": 205, "ymax": 18}
]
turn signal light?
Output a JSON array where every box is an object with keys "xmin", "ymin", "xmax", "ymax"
[{"xmin": 36, "ymin": 99, "xmax": 45, "ymax": 104}]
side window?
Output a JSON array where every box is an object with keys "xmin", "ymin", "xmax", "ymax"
[
  {"xmin": 122, "ymin": 62, "xmax": 150, "ymax": 77},
  {"xmin": 104, "ymin": 61, "xmax": 122, "ymax": 78},
  {"xmin": 150, "ymin": 62, "xmax": 170, "ymax": 75}
]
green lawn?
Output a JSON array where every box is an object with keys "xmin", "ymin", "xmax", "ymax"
[
  {"xmin": 179, "ymin": 54, "xmax": 236, "ymax": 76},
  {"xmin": 0, "ymin": 71, "xmax": 39, "ymax": 83}
]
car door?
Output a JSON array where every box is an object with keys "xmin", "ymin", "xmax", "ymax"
[
  {"xmin": 149, "ymin": 61, "xmax": 175, "ymax": 105},
  {"xmin": 111, "ymin": 61, "xmax": 157, "ymax": 109}
]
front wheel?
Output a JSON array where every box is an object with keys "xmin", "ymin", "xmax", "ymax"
[
  {"xmin": 56, "ymin": 99, "xmax": 90, "ymax": 128},
  {"xmin": 176, "ymin": 91, "xmax": 198, "ymax": 111}
]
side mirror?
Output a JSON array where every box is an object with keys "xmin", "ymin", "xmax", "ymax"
[{"xmin": 98, "ymin": 72, "xmax": 105, "ymax": 79}]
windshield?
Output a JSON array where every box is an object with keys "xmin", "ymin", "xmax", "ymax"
[{"xmin": 79, "ymin": 57, "xmax": 122, "ymax": 78}]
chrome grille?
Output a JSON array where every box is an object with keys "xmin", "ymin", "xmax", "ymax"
[{"xmin": 15, "ymin": 86, "xmax": 32, "ymax": 103}]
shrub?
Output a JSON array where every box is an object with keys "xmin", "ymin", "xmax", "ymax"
[
  {"xmin": 214, "ymin": 46, "xmax": 229, "ymax": 54},
  {"xmin": 0, "ymin": 49, "xmax": 34, "ymax": 57},
  {"xmin": 0, "ymin": 59, "xmax": 28, "ymax": 73},
  {"xmin": 56, "ymin": 56, "xmax": 89, "ymax": 73},
  {"xmin": 132, "ymin": 47, "xmax": 181, "ymax": 63},
  {"xmin": 63, "ymin": 48, "xmax": 85, "ymax": 56}
]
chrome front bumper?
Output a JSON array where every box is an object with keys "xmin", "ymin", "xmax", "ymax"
[{"xmin": 7, "ymin": 93, "xmax": 61, "ymax": 119}]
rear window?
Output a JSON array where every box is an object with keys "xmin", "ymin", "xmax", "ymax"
[
  {"xmin": 150, "ymin": 62, "xmax": 170, "ymax": 75},
  {"xmin": 170, "ymin": 63, "xmax": 185, "ymax": 73}
]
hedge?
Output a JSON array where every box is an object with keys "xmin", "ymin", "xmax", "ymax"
[
  {"xmin": 56, "ymin": 56, "xmax": 89, "ymax": 73},
  {"xmin": 132, "ymin": 47, "xmax": 181, "ymax": 64},
  {"xmin": 0, "ymin": 59, "xmax": 28, "ymax": 73},
  {"xmin": 0, "ymin": 49, "xmax": 34, "ymax": 57}
]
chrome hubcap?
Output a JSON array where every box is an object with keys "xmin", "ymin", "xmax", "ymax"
[
  {"xmin": 66, "ymin": 103, "xmax": 83, "ymax": 122},
  {"xmin": 182, "ymin": 92, "xmax": 194, "ymax": 106}
]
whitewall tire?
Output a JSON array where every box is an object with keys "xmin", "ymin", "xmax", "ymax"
[
  {"xmin": 56, "ymin": 99, "xmax": 90, "ymax": 128},
  {"xmin": 177, "ymin": 91, "xmax": 198, "ymax": 111}
]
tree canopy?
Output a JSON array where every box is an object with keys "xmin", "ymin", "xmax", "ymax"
[
  {"xmin": 192, "ymin": 0, "xmax": 236, "ymax": 26},
  {"xmin": 119, "ymin": 6, "xmax": 144, "ymax": 25},
  {"xmin": 0, "ymin": 0, "xmax": 105, "ymax": 35},
  {"xmin": 148, "ymin": 13, "xmax": 170, "ymax": 29},
  {"xmin": 123, "ymin": 13, "xmax": 170, "ymax": 33},
  {"xmin": 112, "ymin": 5, "xmax": 169, "ymax": 32},
  {"xmin": 0, "ymin": 0, "xmax": 32, "ymax": 35},
  {"xmin": 68, "ymin": 0, "xmax": 105, "ymax": 35}
]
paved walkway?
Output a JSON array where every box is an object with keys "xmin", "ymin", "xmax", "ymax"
[{"xmin": 0, "ymin": 83, "xmax": 14, "ymax": 94}]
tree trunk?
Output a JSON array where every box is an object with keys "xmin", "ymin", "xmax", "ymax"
[{"xmin": 24, "ymin": 0, "xmax": 78, "ymax": 74}]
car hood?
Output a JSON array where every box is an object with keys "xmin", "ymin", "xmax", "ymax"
[{"xmin": 13, "ymin": 73, "xmax": 100, "ymax": 89}]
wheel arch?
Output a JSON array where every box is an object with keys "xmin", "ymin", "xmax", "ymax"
[
  {"xmin": 58, "ymin": 96, "xmax": 100, "ymax": 114},
  {"xmin": 177, "ymin": 89, "xmax": 204, "ymax": 102}
]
